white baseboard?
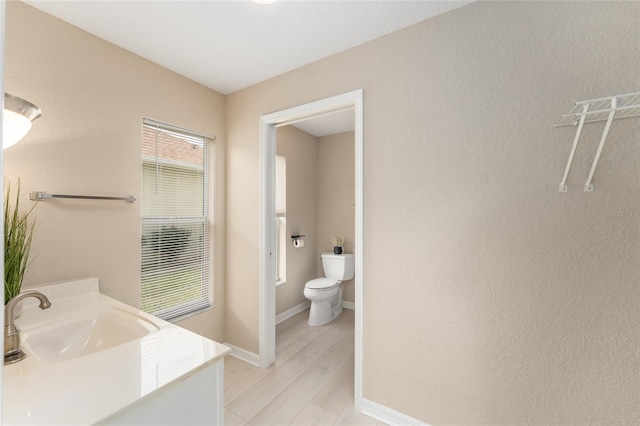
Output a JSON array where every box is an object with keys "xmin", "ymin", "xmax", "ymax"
[
  {"xmin": 361, "ymin": 399, "xmax": 429, "ymax": 426},
  {"xmin": 275, "ymin": 300, "xmax": 355, "ymax": 326},
  {"xmin": 223, "ymin": 342, "xmax": 260, "ymax": 367},
  {"xmin": 276, "ymin": 300, "xmax": 311, "ymax": 325},
  {"xmin": 342, "ymin": 300, "xmax": 355, "ymax": 310}
]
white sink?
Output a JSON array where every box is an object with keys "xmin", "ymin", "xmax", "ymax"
[
  {"xmin": 21, "ymin": 308, "xmax": 160, "ymax": 362},
  {"xmin": 4, "ymin": 278, "xmax": 231, "ymax": 426}
]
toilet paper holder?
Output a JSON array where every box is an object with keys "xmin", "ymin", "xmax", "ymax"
[{"xmin": 291, "ymin": 235, "xmax": 306, "ymax": 248}]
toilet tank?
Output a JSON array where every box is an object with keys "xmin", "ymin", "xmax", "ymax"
[{"xmin": 321, "ymin": 253, "xmax": 355, "ymax": 281}]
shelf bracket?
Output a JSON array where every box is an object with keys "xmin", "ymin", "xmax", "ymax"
[
  {"xmin": 556, "ymin": 91, "xmax": 639, "ymax": 193},
  {"xmin": 559, "ymin": 103, "xmax": 589, "ymax": 192},
  {"xmin": 584, "ymin": 97, "xmax": 617, "ymax": 192}
]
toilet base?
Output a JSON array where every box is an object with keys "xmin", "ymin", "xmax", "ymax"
[{"xmin": 307, "ymin": 285, "xmax": 343, "ymax": 326}]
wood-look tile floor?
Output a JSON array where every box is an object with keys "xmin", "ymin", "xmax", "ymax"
[{"xmin": 224, "ymin": 308, "xmax": 384, "ymax": 426}]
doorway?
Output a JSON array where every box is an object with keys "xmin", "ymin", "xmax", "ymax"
[{"xmin": 259, "ymin": 90, "xmax": 364, "ymax": 408}]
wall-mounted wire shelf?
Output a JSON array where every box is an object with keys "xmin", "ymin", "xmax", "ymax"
[
  {"xmin": 30, "ymin": 191, "xmax": 136, "ymax": 203},
  {"xmin": 556, "ymin": 91, "xmax": 640, "ymax": 192}
]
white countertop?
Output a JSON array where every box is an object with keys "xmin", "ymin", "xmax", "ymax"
[{"xmin": 2, "ymin": 277, "xmax": 230, "ymax": 425}]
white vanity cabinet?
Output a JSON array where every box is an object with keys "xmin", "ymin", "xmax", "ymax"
[{"xmin": 100, "ymin": 360, "xmax": 225, "ymax": 425}]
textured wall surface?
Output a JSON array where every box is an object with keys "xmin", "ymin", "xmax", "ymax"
[
  {"xmin": 4, "ymin": 2, "xmax": 226, "ymax": 341},
  {"xmin": 225, "ymin": 2, "xmax": 640, "ymax": 423}
]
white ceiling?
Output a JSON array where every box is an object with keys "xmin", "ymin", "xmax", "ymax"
[
  {"xmin": 24, "ymin": 0, "xmax": 470, "ymax": 136},
  {"xmin": 289, "ymin": 108, "xmax": 355, "ymax": 137},
  {"xmin": 25, "ymin": 0, "xmax": 471, "ymax": 95}
]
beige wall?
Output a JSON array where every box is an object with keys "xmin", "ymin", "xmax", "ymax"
[
  {"xmin": 4, "ymin": 2, "xmax": 226, "ymax": 341},
  {"xmin": 317, "ymin": 131, "xmax": 355, "ymax": 303},
  {"xmin": 276, "ymin": 126, "xmax": 318, "ymax": 315},
  {"xmin": 225, "ymin": 2, "xmax": 640, "ymax": 424}
]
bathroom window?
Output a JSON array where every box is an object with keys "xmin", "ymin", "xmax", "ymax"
[
  {"xmin": 141, "ymin": 119, "xmax": 214, "ymax": 321},
  {"xmin": 276, "ymin": 217, "xmax": 286, "ymax": 284},
  {"xmin": 275, "ymin": 155, "xmax": 286, "ymax": 285}
]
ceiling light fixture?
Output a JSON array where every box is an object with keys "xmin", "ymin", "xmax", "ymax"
[
  {"xmin": 252, "ymin": 0, "xmax": 278, "ymax": 5},
  {"xmin": 3, "ymin": 93, "xmax": 41, "ymax": 149}
]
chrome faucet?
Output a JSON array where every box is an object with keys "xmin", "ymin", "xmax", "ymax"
[{"xmin": 4, "ymin": 291, "xmax": 52, "ymax": 364}]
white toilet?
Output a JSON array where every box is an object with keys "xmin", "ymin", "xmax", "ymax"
[{"xmin": 304, "ymin": 253, "xmax": 355, "ymax": 326}]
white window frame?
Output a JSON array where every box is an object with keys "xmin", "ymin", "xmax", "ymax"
[
  {"xmin": 141, "ymin": 118, "xmax": 215, "ymax": 322},
  {"xmin": 275, "ymin": 155, "xmax": 286, "ymax": 286},
  {"xmin": 275, "ymin": 216, "xmax": 286, "ymax": 286}
]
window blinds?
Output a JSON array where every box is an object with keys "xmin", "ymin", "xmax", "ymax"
[{"xmin": 141, "ymin": 119, "xmax": 213, "ymax": 321}]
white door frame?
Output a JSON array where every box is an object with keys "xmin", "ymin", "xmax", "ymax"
[
  {"xmin": 259, "ymin": 89, "xmax": 364, "ymax": 408},
  {"xmin": 1, "ymin": 0, "xmax": 6, "ymax": 419}
]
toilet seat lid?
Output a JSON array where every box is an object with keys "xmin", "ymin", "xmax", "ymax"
[{"xmin": 306, "ymin": 277, "xmax": 339, "ymax": 290}]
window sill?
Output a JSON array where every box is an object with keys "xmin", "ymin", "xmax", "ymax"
[
  {"xmin": 275, "ymin": 280, "xmax": 286, "ymax": 287},
  {"xmin": 165, "ymin": 303, "xmax": 214, "ymax": 323}
]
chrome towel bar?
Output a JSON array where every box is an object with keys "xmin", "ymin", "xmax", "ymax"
[{"xmin": 30, "ymin": 191, "xmax": 136, "ymax": 203}]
